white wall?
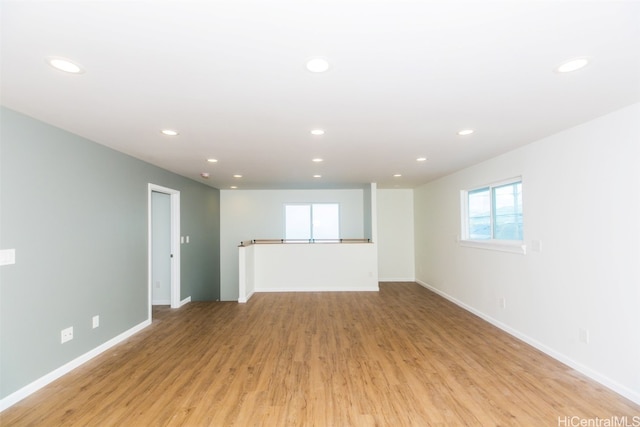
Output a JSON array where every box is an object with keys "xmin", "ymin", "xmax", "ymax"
[
  {"xmin": 244, "ymin": 243, "xmax": 378, "ymax": 294},
  {"xmin": 377, "ymin": 189, "xmax": 415, "ymax": 281},
  {"xmin": 238, "ymin": 244, "xmax": 255, "ymax": 303},
  {"xmin": 413, "ymin": 103, "xmax": 640, "ymax": 404},
  {"xmin": 220, "ymin": 188, "xmax": 367, "ymax": 301}
]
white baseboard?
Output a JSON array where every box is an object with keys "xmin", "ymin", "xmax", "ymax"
[
  {"xmin": 255, "ymin": 286, "xmax": 379, "ymax": 293},
  {"xmin": 179, "ymin": 296, "xmax": 191, "ymax": 307},
  {"xmin": 379, "ymin": 277, "xmax": 416, "ymax": 282},
  {"xmin": 415, "ymin": 280, "xmax": 640, "ymax": 406},
  {"xmin": 0, "ymin": 319, "xmax": 151, "ymax": 412},
  {"xmin": 239, "ymin": 284, "xmax": 381, "ymax": 301},
  {"xmin": 238, "ymin": 290, "xmax": 254, "ymax": 304}
]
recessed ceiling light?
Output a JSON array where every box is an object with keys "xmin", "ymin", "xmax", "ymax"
[
  {"xmin": 312, "ymin": 158, "xmax": 324, "ymax": 163},
  {"xmin": 457, "ymin": 129, "xmax": 474, "ymax": 136},
  {"xmin": 306, "ymin": 57, "xmax": 330, "ymax": 73},
  {"xmin": 310, "ymin": 129, "xmax": 325, "ymax": 136},
  {"xmin": 556, "ymin": 57, "xmax": 590, "ymax": 73},
  {"xmin": 46, "ymin": 56, "xmax": 84, "ymax": 74},
  {"xmin": 416, "ymin": 157, "xmax": 427, "ymax": 162},
  {"xmin": 233, "ymin": 174, "xmax": 243, "ymax": 178},
  {"xmin": 161, "ymin": 129, "xmax": 179, "ymax": 136},
  {"xmin": 313, "ymin": 175, "xmax": 322, "ymax": 178},
  {"xmin": 200, "ymin": 172, "xmax": 210, "ymax": 179},
  {"xmin": 207, "ymin": 158, "xmax": 218, "ymax": 163},
  {"xmin": 230, "ymin": 186, "xmax": 238, "ymax": 189},
  {"xmin": 393, "ymin": 174, "xmax": 402, "ymax": 177}
]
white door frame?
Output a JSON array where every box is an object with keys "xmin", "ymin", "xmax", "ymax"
[{"xmin": 148, "ymin": 184, "xmax": 181, "ymax": 319}]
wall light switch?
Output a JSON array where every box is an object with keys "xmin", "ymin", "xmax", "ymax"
[
  {"xmin": 180, "ymin": 236, "xmax": 184, "ymax": 244},
  {"xmin": 186, "ymin": 236, "xmax": 190, "ymax": 243},
  {"xmin": 0, "ymin": 249, "xmax": 16, "ymax": 266}
]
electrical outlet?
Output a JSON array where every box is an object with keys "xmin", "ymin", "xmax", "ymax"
[
  {"xmin": 92, "ymin": 315, "xmax": 100, "ymax": 329},
  {"xmin": 499, "ymin": 297, "xmax": 506, "ymax": 309},
  {"xmin": 61, "ymin": 327, "xmax": 73, "ymax": 343},
  {"xmin": 579, "ymin": 328, "xmax": 590, "ymax": 344}
]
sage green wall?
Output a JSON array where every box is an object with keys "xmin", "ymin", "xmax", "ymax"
[{"xmin": 0, "ymin": 107, "xmax": 220, "ymax": 399}]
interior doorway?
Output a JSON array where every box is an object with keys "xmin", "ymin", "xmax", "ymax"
[
  {"xmin": 151, "ymin": 191, "xmax": 171, "ymax": 305},
  {"xmin": 147, "ymin": 184, "xmax": 181, "ymax": 320}
]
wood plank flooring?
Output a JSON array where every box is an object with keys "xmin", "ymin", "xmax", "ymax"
[{"xmin": 2, "ymin": 283, "xmax": 638, "ymax": 426}]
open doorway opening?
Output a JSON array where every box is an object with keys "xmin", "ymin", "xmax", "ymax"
[
  {"xmin": 151, "ymin": 191, "xmax": 171, "ymax": 305},
  {"xmin": 148, "ymin": 184, "xmax": 181, "ymax": 321}
]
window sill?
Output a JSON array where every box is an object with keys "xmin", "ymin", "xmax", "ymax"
[{"xmin": 459, "ymin": 239, "xmax": 526, "ymax": 255}]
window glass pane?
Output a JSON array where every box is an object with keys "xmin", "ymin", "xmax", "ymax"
[
  {"xmin": 492, "ymin": 182, "xmax": 522, "ymax": 240},
  {"xmin": 312, "ymin": 204, "xmax": 339, "ymax": 240},
  {"xmin": 468, "ymin": 187, "xmax": 491, "ymax": 240},
  {"xmin": 285, "ymin": 205, "xmax": 311, "ymax": 239}
]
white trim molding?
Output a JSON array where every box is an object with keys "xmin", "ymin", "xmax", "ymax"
[
  {"xmin": 238, "ymin": 291, "xmax": 254, "ymax": 304},
  {"xmin": 148, "ymin": 183, "xmax": 181, "ymax": 318},
  {"xmin": 415, "ymin": 280, "xmax": 640, "ymax": 406},
  {"xmin": 0, "ymin": 320, "xmax": 151, "ymax": 412},
  {"xmin": 459, "ymin": 239, "xmax": 526, "ymax": 255},
  {"xmin": 255, "ymin": 287, "xmax": 379, "ymax": 293}
]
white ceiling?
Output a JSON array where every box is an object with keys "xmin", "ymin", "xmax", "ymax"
[{"xmin": 2, "ymin": 1, "xmax": 639, "ymax": 189}]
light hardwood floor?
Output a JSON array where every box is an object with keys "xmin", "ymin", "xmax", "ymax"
[{"xmin": 2, "ymin": 283, "xmax": 638, "ymax": 426}]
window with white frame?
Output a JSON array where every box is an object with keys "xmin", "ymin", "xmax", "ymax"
[
  {"xmin": 462, "ymin": 178, "xmax": 523, "ymax": 244},
  {"xmin": 285, "ymin": 203, "xmax": 340, "ymax": 240}
]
